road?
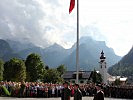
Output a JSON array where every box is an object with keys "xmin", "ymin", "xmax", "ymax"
[{"xmin": 0, "ymin": 97, "xmax": 131, "ymax": 100}]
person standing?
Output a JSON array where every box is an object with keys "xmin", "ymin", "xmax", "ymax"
[
  {"xmin": 52, "ymin": 86, "xmax": 55, "ymax": 97},
  {"xmin": 93, "ymin": 84, "xmax": 104, "ymax": 100},
  {"xmin": 73, "ymin": 84, "xmax": 82, "ymax": 100},
  {"xmin": 19, "ymin": 81, "xmax": 26, "ymax": 97},
  {"xmin": 61, "ymin": 82, "xmax": 71, "ymax": 100},
  {"xmin": 45, "ymin": 86, "xmax": 48, "ymax": 98}
]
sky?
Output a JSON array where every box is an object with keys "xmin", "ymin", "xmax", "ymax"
[{"xmin": 0, "ymin": 0, "xmax": 133, "ymax": 56}]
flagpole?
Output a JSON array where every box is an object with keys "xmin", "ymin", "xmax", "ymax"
[{"xmin": 76, "ymin": 0, "xmax": 79, "ymax": 84}]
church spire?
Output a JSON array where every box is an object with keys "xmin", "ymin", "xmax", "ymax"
[{"xmin": 100, "ymin": 50, "xmax": 106, "ymax": 59}]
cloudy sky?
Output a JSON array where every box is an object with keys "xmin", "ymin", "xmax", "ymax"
[{"xmin": 0, "ymin": 0, "xmax": 133, "ymax": 56}]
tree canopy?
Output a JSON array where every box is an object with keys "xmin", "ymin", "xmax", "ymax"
[
  {"xmin": 91, "ymin": 69, "xmax": 102, "ymax": 84},
  {"xmin": 43, "ymin": 68, "xmax": 63, "ymax": 83},
  {"xmin": 57, "ymin": 64, "xmax": 66, "ymax": 77},
  {"xmin": 25, "ymin": 53, "xmax": 45, "ymax": 82},
  {"xmin": 2, "ymin": 53, "xmax": 66, "ymax": 83},
  {"xmin": 4, "ymin": 58, "xmax": 26, "ymax": 82},
  {"xmin": 0, "ymin": 59, "xmax": 4, "ymax": 81}
]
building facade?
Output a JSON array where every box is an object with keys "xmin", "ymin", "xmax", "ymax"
[
  {"xmin": 62, "ymin": 71, "xmax": 92, "ymax": 84},
  {"xmin": 99, "ymin": 50, "xmax": 108, "ymax": 84}
]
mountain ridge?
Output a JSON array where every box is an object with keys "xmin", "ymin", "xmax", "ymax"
[
  {"xmin": 0, "ymin": 39, "xmax": 20, "ymax": 61},
  {"xmin": 62, "ymin": 37, "xmax": 121, "ymax": 70},
  {"xmin": 108, "ymin": 46, "xmax": 133, "ymax": 77},
  {"xmin": 0, "ymin": 36, "xmax": 121, "ymax": 70}
]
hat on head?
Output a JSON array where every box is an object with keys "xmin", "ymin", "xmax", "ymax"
[
  {"xmin": 74, "ymin": 83, "xmax": 79, "ymax": 87},
  {"xmin": 96, "ymin": 84, "xmax": 103, "ymax": 88},
  {"xmin": 63, "ymin": 81, "xmax": 69, "ymax": 85}
]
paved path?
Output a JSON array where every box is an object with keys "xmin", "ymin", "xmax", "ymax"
[{"xmin": 0, "ymin": 97, "xmax": 131, "ymax": 100}]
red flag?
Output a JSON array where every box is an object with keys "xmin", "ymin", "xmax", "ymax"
[{"xmin": 69, "ymin": 0, "xmax": 75, "ymax": 14}]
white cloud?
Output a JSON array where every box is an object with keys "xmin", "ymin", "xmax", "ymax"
[
  {"xmin": 0, "ymin": 0, "xmax": 133, "ymax": 56},
  {"xmin": 41, "ymin": 0, "xmax": 133, "ymax": 56}
]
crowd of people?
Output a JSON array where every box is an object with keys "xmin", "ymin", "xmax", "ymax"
[
  {"xmin": 0, "ymin": 81, "xmax": 133, "ymax": 99},
  {"xmin": 105, "ymin": 85, "xmax": 133, "ymax": 99}
]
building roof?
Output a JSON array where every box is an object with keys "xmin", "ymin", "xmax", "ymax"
[{"xmin": 63, "ymin": 71, "xmax": 92, "ymax": 79}]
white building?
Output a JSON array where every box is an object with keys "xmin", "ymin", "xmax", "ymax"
[{"xmin": 99, "ymin": 50, "xmax": 107, "ymax": 84}]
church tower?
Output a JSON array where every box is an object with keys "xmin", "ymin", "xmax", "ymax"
[{"xmin": 99, "ymin": 50, "xmax": 107, "ymax": 84}]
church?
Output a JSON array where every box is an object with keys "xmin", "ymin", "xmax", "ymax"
[
  {"xmin": 63, "ymin": 51, "xmax": 127, "ymax": 84},
  {"xmin": 99, "ymin": 50, "xmax": 108, "ymax": 84},
  {"xmin": 99, "ymin": 51, "xmax": 127, "ymax": 85}
]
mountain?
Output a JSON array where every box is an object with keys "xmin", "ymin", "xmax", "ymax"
[
  {"xmin": 0, "ymin": 39, "xmax": 20, "ymax": 61},
  {"xmin": 118, "ymin": 46, "xmax": 133, "ymax": 65},
  {"xmin": 18, "ymin": 43, "xmax": 69, "ymax": 67},
  {"xmin": 108, "ymin": 46, "xmax": 133, "ymax": 81},
  {"xmin": 0, "ymin": 39, "xmax": 12, "ymax": 57},
  {"xmin": 62, "ymin": 37, "xmax": 121, "ymax": 70},
  {"xmin": 0, "ymin": 36, "xmax": 121, "ymax": 70},
  {"xmin": 6, "ymin": 39, "xmax": 35, "ymax": 53},
  {"xmin": 43, "ymin": 43, "xmax": 69, "ymax": 67},
  {"xmin": 18, "ymin": 46, "xmax": 44, "ymax": 59}
]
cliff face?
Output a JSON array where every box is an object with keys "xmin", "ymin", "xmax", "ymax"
[{"xmin": 108, "ymin": 47, "xmax": 133, "ymax": 81}]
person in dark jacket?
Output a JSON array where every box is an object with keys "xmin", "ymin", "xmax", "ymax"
[
  {"xmin": 93, "ymin": 84, "xmax": 104, "ymax": 100},
  {"xmin": 74, "ymin": 84, "xmax": 82, "ymax": 100},
  {"xmin": 61, "ymin": 82, "xmax": 71, "ymax": 100}
]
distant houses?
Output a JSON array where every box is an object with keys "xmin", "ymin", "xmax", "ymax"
[
  {"xmin": 62, "ymin": 71, "xmax": 92, "ymax": 84},
  {"xmin": 108, "ymin": 74, "xmax": 127, "ymax": 85}
]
